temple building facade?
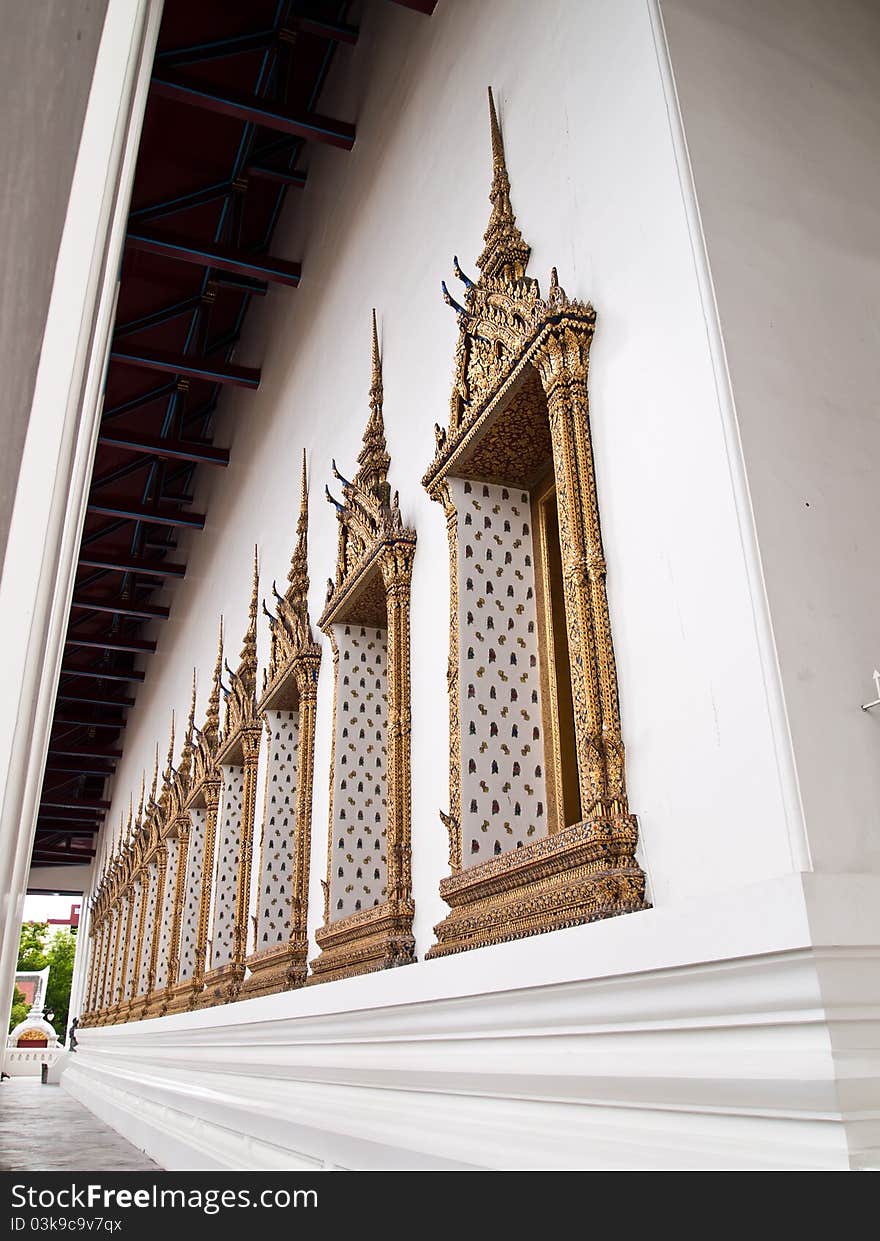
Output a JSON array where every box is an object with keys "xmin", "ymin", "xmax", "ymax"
[{"xmin": 1, "ymin": 0, "xmax": 878, "ymax": 1170}]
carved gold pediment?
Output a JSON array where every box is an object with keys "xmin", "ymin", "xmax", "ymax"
[
  {"xmin": 424, "ymin": 90, "xmax": 596, "ymax": 494},
  {"xmin": 218, "ymin": 550, "xmax": 261, "ymax": 763},
  {"xmin": 260, "ymin": 452, "xmax": 321, "ymax": 713},
  {"xmin": 186, "ymin": 618, "xmax": 224, "ymax": 807},
  {"xmin": 321, "ymin": 312, "xmax": 416, "ymax": 631}
]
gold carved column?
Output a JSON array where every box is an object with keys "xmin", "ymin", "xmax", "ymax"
[
  {"xmin": 95, "ymin": 913, "xmax": 110, "ymax": 1020},
  {"xmin": 162, "ymin": 818, "xmax": 190, "ymax": 1009},
  {"xmin": 190, "ymin": 780, "xmax": 220, "ymax": 1003},
  {"xmin": 438, "ymin": 484, "xmax": 463, "ymax": 872},
  {"xmin": 105, "ymin": 900, "xmax": 123, "ymax": 1024},
  {"xmin": 290, "ymin": 665, "xmax": 319, "ymax": 974},
  {"xmin": 380, "ymin": 541, "xmax": 415, "ymax": 911},
  {"xmin": 140, "ymin": 845, "xmax": 167, "ymax": 1019},
  {"xmin": 82, "ymin": 913, "xmax": 104, "ymax": 1024},
  {"xmin": 122, "ymin": 869, "xmax": 148, "ymax": 1022},
  {"xmin": 115, "ymin": 885, "xmax": 136, "ymax": 1015},
  {"xmin": 534, "ymin": 323, "xmax": 625, "ymax": 821},
  {"xmin": 81, "ymin": 926, "xmax": 97, "ymax": 1022}
]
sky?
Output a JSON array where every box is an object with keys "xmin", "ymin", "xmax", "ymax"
[{"xmin": 23, "ymin": 894, "xmax": 81, "ymax": 924}]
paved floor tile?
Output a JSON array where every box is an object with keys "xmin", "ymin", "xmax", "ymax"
[{"xmin": 0, "ymin": 1077, "xmax": 159, "ymax": 1171}]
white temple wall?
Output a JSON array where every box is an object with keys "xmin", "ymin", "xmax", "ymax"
[
  {"xmin": 100, "ymin": 0, "xmax": 800, "ymax": 946},
  {"xmin": 66, "ymin": 0, "xmax": 880, "ymax": 1171},
  {"xmin": 660, "ymin": 0, "xmax": 880, "ymax": 876}
]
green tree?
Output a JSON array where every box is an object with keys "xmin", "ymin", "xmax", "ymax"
[
  {"xmin": 44, "ymin": 928, "xmax": 76, "ymax": 1038},
  {"xmin": 8, "ymin": 985, "xmax": 28, "ymax": 1033},
  {"xmin": 17, "ymin": 921, "xmax": 48, "ymax": 971},
  {"xmin": 8, "ymin": 920, "xmax": 78, "ymax": 1040}
]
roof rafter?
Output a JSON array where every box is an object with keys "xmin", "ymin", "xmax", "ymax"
[{"xmin": 151, "ymin": 74, "xmax": 356, "ymax": 149}]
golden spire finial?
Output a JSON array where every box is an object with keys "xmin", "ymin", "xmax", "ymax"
[
  {"xmin": 164, "ymin": 711, "xmax": 175, "ymax": 781},
  {"xmin": 299, "ymin": 447, "xmax": 308, "ymax": 530},
  {"xmin": 237, "ymin": 546, "xmax": 259, "ymax": 686},
  {"xmin": 178, "ymin": 668, "xmax": 197, "ymax": 785},
  {"xmin": 477, "ymin": 87, "xmax": 530, "ymax": 283},
  {"xmin": 150, "ymin": 743, "xmax": 159, "ymax": 805},
  {"xmin": 287, "ymin": 452, "xmax": 310, "ymax": 601},
  {"xmin": 356, "ymin": 310, "xmax": 391, "ymax": 505},
  {"xmin": 136, "ymin": 771, "xmax": 145, "ymax": 824},
  {"xmin": 488, "ymin": 85, "xmax": 505, "ymax": 174},
  {"xmin": 370, "ymin": 307, "xmax": 382, "ymax": 408},
  {"xmin": 292, "ymin": 451, "xmax": 312, "ymax": 637},
  {"xmin": 205, "ymin": 617, "xmax": 223, "ymax": 745}
]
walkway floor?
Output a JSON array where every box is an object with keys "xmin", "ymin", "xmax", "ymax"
[{"xmin": 0, "ymin": 1077, "xmax": 159, "ymax": 1171}]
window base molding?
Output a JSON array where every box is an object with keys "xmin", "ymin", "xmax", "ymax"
[
  {"xmin": 243, "ymin": 939, "xmax": 309, "ymax": 998},
  {"xmin": 427, "ymin": 816, "xmax": 648, "ymax": 959},
  {"xmin": 309, "ymin": 898, "xmax": 417, "ymax": 984},
  {"xmin": 199, "ymin": 962, "xmax": 245, "ymax": 1009},
  {"xmin": 141, "ymin": 991, "xmax": 167, "ymax": 1020},
  {"xmin": 164, "ymin": 976, "xmax": 204, "ymax": 1016}
]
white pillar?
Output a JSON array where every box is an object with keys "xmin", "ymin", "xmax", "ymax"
[{"xmin": 0, "ymin": 0, "xmax": 165, "ymax": 1061}]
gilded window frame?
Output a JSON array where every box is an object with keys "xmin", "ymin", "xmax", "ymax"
[
  {"xmin": 309, "ymin": 313, "xmax": 417, "ymax": 984},
  {"xmin": 422, "ymin": 91, "xmax": 648, "ymax": 958}
]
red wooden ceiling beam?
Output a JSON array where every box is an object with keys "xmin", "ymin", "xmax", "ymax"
[
  {"xmin": 246, "ymin": 164, "xmax": 307, "ymax": 190},
  {"xmin": 97, "ymin": 428, "xmax": 229, "ymax": 466},
  {"xmin": 71, "ymin": 594, "xmax": 170, "ymax": 620},
  {"xmin": 32, "ymin": 849, "xmax": 96, "ymax": 862},
  {"xmin": 57, "ymin": 692, "xmax": 135, "ymax": 709},
  {"xmin": 78, "ymin": 550, "xmax": 186, "ymax": 578},
  {"xmin": 66, "ymin": 635, "xmax": 157, "ymax": 655},
  {"xmin": 110, "ymin": 340, "xmax": 261, "ymax": 388},
  {"xmin": 282, "ymin": 15, "xmax": 359, "ymax": 45},
  {"xmin": 38, "ymin": 809, "xmax": 105, "ymax": 823},
  {"xmin": 389, "ymin": 0, "xmax": 438, "ymax": 12},
  {"xmin": 41, "ymin": 798, "xmax": 111, "ymax": 811},
  {"xmin": 48, "ymin": 744, "xmax": 124, "ymax": 760},
  {"xmin": 45, "ymin": 762, "xmax": 116, "ymax": 778},
  {"xmin": 151, "ymin": 75, "xmax": 356, "ymax": 150},
  {"xmin": 36, "ymin": 822, "xmax": 101, "ymax": 834},
  {"xmin": 126, "ymin": 229, "xmax": 300, "ymax": 290},
  {"xmin": 60, "ymin": 665, "xmax": 145, "ymax": 684}
]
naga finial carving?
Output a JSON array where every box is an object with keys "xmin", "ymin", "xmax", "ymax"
[
  {"xmin": 204, "ymin": 617, "xmax": 223, "ymax": 748},
  {"xmin": 265, "ymin": 452, "xmax": 317, "ymax": 693},
  {"xmin": 324, "ymin": 311, "xmax": 407, "ymax": 607},
  {"xmin": 223, "ymin": 550, "xmax": 260, "ymax": 737},
  {"xmin": 177, "ymin": 668, "xmax": 197, "ymax": 790},
  {"xmin": 158, "ymin": 711, "xmax": 175, "ymax": 813}
]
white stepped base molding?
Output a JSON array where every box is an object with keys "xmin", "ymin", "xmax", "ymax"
[{"xmin": 63, "ymin": 874, "xmax": 880, "ymax": 1171}]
